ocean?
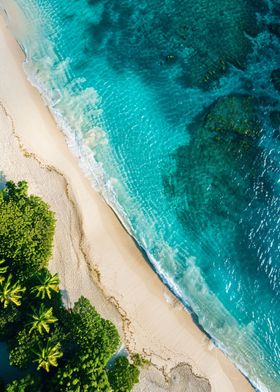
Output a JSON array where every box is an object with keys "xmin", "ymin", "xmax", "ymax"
[{"xmin": 2, "ymin": 0, "xmax": 280, "ymax": 390}]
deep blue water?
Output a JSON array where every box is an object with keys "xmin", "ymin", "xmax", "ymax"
[{"xmin": 3, "ymin": 0, "xmax": 280, "ymax": 390}]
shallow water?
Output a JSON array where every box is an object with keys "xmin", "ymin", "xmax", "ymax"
[{"xmin": 3, "ymin": 0, "xmax": 280, "ymax": 390}]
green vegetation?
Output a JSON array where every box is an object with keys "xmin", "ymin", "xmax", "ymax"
[
  {"xmin": 108, "ymin": 357, "xmax": 140, "ymax": 392},
  {"xmin": 31, "ymin": 271, "xmax": 59, "ymax": 300},
  {"xmin": 0, "ymin": 181, "xmax": 55, "ymax": 279},
  {"xmin": 5, "ymin": 374, "xmax": 40, "ymax": 392},
  {"xmin": 0, "ymin": 181, "xmax": 141, "ymax": 391},
  {"xmin": 0, "ymin": 275, "xmax": 26, "ymax": 308},
  {"xmin": 131, "ymin": 353, "xmax": 150, "ymax": 368}
]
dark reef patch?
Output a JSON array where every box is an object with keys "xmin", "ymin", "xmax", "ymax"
[
  {"xmin": 87, "ymin": 0, "xmax": 102, "ymax": 5},
  {"xmin": 270, "ymin": 110, "xmax": 280, "ymax": 129},
  {"xmin": 83, "ymin": 0, "xmax": 265, "ymax": 89},
  {"xmin": 268, "ymin": 23, "xmax": 280, "ymax": 39},
  {"xmin": 164, "ymin": 95, "xmax": 266, "ymax": 231},
  {"xmin": 271, "ymin": 68, "xmax": 280, "ymax": 92},
  {"xmin": 163, "ymin": 95, "xmax": 278, "ymax": 303},
  {"xmin": 270, "ymin": 111, "xmax": 280, "ymax": 141}
]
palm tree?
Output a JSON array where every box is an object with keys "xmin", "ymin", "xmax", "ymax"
[
  {"xmin": 31, "ymin": 272, "xmax": 59, "ymax": 300},
  {"xmin": 33, "ymin": 341, "xmax": 63, "ymax": 372},
  {"xmin": 28, "ymin": 304, "xmax": 58, "ymax": 335},
  {"xmin": 0, "ymin": 274, "xmax": 26, "ymax": 308},
  {"xmin": 0, "ymin": 259, "xmax": 8, "ymax": 284}
]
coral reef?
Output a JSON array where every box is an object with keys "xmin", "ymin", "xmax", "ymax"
[
  {"xmin": 84, "ymin": 0, "xmax": 264, "ymax": 89},
  {"xmin": 268, "ymin": 23, "xmax": 280, "ymax": 38},
  {"xmin": 271, "ymin": 68, "xmax": 280, "ymax": 92},
  {"xmin": 163, "ymin": 95, "xmax": 271, "ymax": 259}
]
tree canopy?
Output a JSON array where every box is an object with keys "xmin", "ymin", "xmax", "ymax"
[
  {"xmin": 0, "ymin": 181, "xmax": 141, "ymax": 391},
  {"xmin": 0, "ymin": 181, "xmax": 55, "ymax": 279},
  {"xmin": 108, "ymin": 357, "xmax": 140, "ymax": 392}
]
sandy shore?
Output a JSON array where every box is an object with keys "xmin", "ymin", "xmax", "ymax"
[{"xmin": 0, "ymin": 3, "xmax": 254, "ymax": 391}]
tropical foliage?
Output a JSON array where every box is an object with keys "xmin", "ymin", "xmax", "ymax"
[
  {"xmin": 5, "ymin": 374, "xmax": 39, "ymax": 392},
  {"xmin": 33, "ymin": 341, "xmax": 63, "ymax": 372},
  {"xmin": 31, "ymin": 270, "xmax": 59, "ymax": 300},
  {"xmin": 0, "ymin": 181, "xmax": 55, "ymax": 279},
  {"xmin": 0, "ymin": 181, "xmax": 141, "ymax": 391},
  {"xmin": 0, "ymin": 260, "xmax": 8, "ymax": 284},
  {"xmin": 0, "ymin": 305, "xmax": 19, "ymax": 339},
  {"xmin": 108, "ymin": 357, "xmax": 140, "ymax": 392},
  {"xmin": 0, "ymin": 275, "xmax": 26, "ymax": 308},
  {"xmin": 28, "ymin": 304, "xmax": 58, "ymax": 335}
]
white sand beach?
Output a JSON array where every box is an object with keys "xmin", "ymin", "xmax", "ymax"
[{"xmin": 0, "ymin": 4, "xmax": 254, "ymax": 391}]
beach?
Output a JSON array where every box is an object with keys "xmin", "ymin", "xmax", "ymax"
[{"xmin": 0, "ymin": 5, "xmax": 254, "ymax": 392}]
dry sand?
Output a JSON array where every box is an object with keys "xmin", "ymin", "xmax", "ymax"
[{"xmin": 0, "ymin": 4, "xmax": 254, "ymax": 391}]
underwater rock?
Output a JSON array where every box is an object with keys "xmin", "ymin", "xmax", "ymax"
[
  {"xmin": 163, "ymin": 95, "xmax": 270, "ymax": 258},
  {"xmin": 202, "ymin": 95, "xmax": 260, "ymax": 139},
  {"xmin": 273, "ymin": 129, "xmax": 280, "ymax": 141},
  {"xmin": 268, "ymin": 23, "xmax": 280, "ymax": 38},
  {"xmin": 270, "ymin": 111, "xmax": 280, "ymax": 140},
  {"xmin": 87, "ymin": 0, "xmax": 102, "ymax": 5},
  {"xmin": 85, "ymin": 0, "xmax": 265, "ymax": 89},
  {"xmin": 172, "ymin": 0, "xmax": 265, "ymax": 89},
  {"xmin": 271, "ymin": 68, "xmax": 280, "ymax": 92},
  {"xmin": 270, "ymin": 110, "xmax": 280, "ymax": 129},
  {"xmin": 166, "ymin": 54, "xmax": 176, "ymax": 63}
]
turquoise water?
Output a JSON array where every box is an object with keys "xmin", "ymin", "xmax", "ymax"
[{"xmin": 2, "ymin": 0, "xmax": 280, "ymax": 390}]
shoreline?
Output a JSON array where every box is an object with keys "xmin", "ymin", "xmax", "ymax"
[{"xmin": 0, "ymin": 4, "xmax": 255, "ymax": 392}]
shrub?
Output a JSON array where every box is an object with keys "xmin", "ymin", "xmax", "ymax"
[
  {"xmin": 108, "ymin": 356, "xmax": 140, "ymax": 392},
  {"xmin": 5, "ymin": 374, "xmax": 40, "ymax": 392},
  {"xmin": 0, "ymin": 181, "xmax": 55, "ymax": 279}
]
